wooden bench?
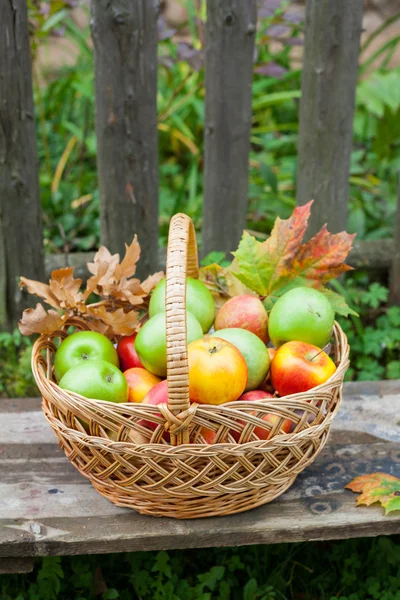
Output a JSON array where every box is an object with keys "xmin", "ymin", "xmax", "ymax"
[{"xmin": 1, "ymin": 380, "xmax": 399, "ymax": 574}]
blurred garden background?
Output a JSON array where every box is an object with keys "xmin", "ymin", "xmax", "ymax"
[{"xmin": 1, "ymin": 3, "xmax": 400, "ymax": 599}]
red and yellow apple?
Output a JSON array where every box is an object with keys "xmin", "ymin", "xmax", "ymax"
[
  {"xmin": 215, "ymin": 294, "xmax": 269, "ymax": 343},
  {"xmin": 124, "ymin": 367, "xmax": 161, "ymax": 403},
  {"xmin": 117, "ymin": 334, "xmax": 143, "ymax": 371},
  {"xmin": 232, "ymin": 390, "xmax": 292, "ymax": 441},
  {"xmin": 270, "ymin": 341, "xmax": 336, "ymax": 396},
  {"xmin": 188, "ymin": 336, "xmax": 248, "ymax": 405}
]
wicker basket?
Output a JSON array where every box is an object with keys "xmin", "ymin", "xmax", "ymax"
[{"xmin": 32, "ymin": 213, "xmax": 350, "ymax": 518}]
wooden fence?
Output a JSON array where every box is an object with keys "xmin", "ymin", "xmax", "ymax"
[{"xmin": 0, "ymin": 0, "xmax": 399, "ymax": 330}]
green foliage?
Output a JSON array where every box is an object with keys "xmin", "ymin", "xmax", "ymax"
[
  {"xmin": 332, "ymin": 279, "xmax": 400, "ymax": 382},
  {"xmin": 0, "ymin": 331, "xmax": 37, "ymax": 398},
  {"xmin": 1, "ymin": 537, "xmax": 400, "ymax": 600}
]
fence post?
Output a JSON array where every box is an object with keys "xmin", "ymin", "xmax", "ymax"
[
  {"xmin": 202, "ymin": 0, "xmax": 257, "ymax": 257},
  {"xmin": 389, "ymin": 178, "xmax": 400, "ymax": 305},
  {"xmin": 91, "ymin": 0, "xmax": 160, "ymax": 277},
  {"xmin": 0, "ymin": 0, "xmax": 44, "ymax": 330},
  {"xmin": 296, "ymin": 0, "xmax": 364, "ymax": 235}
]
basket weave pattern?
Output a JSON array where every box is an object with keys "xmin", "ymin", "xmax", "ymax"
[{"xmin": 32, "ymin": 214, "xmax": 350, "ymax": 518}]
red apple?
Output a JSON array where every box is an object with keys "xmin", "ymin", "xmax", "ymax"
[
  {"xmin": 270, "ymin": 341, "xmax": 336, "ymax": 397},
  {"xmin": 215, "ymin": 295, "xmax": 269, "ymax": 343},
  {"xmin": 240, "ymin": 390, "xmax": 273, "ymax": 402},
  {"xmin": 117, "ymin": 334, "xmax": 143, "ymax": 370},
  {"xmin": 197, "ymin": 427, "xmax": 227, "ymax": 444},
  {"xmin": 232, "ymin": 390, "xmax": 292, "ymax": 441},
  {"xmin": 139, "ymin": 380, "xmax": 170, "ymax": 441}
]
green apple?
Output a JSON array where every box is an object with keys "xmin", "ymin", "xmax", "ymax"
[
  {"xmin": 149, "ymin": 277, "xmax": 215, "ymax": 333},
  {"xmin": 54, "ymin": 331, "xmax": 119, "ymax": 382},
  {"xmin": 135, "ymin": 311, "xmax": 203, "ymax": 377},
  {"xmin": 58, "ymin": 359, "xmax": 128, "ymax": 403},
  {"xmin": 268, "ymin": 287, "xmax": 335, "ymax": 348},
  {"xmin": 211, "ymin": 328, "xmax": 270, "ymax": 391}
]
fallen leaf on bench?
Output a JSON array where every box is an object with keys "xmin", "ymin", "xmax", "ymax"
[{"xmin": 346, "ymin": 473, "xmax": 400, "ymax": 514}]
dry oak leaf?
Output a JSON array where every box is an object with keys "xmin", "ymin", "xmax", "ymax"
[
  {"xmin": 20, "ymin": 267, "xmax": 83, "ymax": 310},
  {"xmin": 85, "ymin": 237, "xmax": 162, "ymax": 304},
  {"xmin": 346, "ymin": 473, "xmax": 400, "ymax": 514},
  {"xmin": 87, "ymin": 305, "xmax": 140, "ymax": 336},
  {"xmin": 19, "ymin": 303, "xmax": 65, "ymax": 335},
  {"xmin": 232, "ymin": 200, "xmax": 357, "ymax": 315}
]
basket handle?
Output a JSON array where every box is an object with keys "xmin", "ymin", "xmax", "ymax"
[{"xmin": 165, "ymin": 213, "xmax": 199, "ymax": 445}]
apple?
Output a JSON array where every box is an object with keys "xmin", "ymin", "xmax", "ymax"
[
  {"xmin": 268, "ymin": 287, "xmax": 334, "ymax": 348},
  {"xmin": 140, "ymin": 379, "xmax": 170, "ymax": 440},
  {"xmin": 117, "ymin": 334, "xmax": 143, "ymax": 370},
  {"xmin": 270, "ymin": 340, "xmax": 336, "ymax": 396},
  {"xmin": 198, "ymin": 427, "xmax": 225, "ymax": 444},
  {"xmin": 124, "ymin": 367, "xmax": 161, "ymax": 403},
  {"xmin": 58, "ymin": 359, "xmax": 128, "ymax": 403},
  {"xmin": 149, "ymin": 277, "xmax": 215, "ymax": 333},
  {"xmin": 188, "ymin": 336, "xmax": 248, "ymax": 405},
  {"xmin": 211, "ymin": 328, "xmax": 270, "ymax": 391},
  {"xmin": 240, "ymin": 390, "xmax": 273, "ymax": 401},
  {"xmin": 135, "ymin": 311, "xmax": 203, "ymax": 377},
  {"xmin": 215, "ymin": 294, "xmax": 269, "ymax": 343},
  {"xmin": 232, "ymin": 390, "xmax": 292, "ymax": 441},
  {"xmin": 54, "ymin": 331, "xmax": 119, "ymax": 381}
]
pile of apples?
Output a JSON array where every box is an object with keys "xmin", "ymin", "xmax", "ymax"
[{"xmin": 54, "ymin": 277, "xmax": 337, "ymax": 443}]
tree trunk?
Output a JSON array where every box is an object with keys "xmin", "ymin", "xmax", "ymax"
[
  {"xmin": 202, "ymin": 0, "xmax": 257, "ymax": 257},
  {"xmin": 0, "ymin": 0, "xmax": 44, "ymax": 330},
  {"xmin": 296, "ymin": 0, "xmax": 364, "ymax": 235},
  {"xmin": 91, "ymin": 0, "xmax": 160, "ymax": 278}
]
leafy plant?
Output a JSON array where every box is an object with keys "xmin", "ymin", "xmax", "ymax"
[
  {"xmin": 332, "ymin": 279, "xmax": 400, "ymax": 381},
  {"xmin": 2, "ymin": 537, "xmax": 400, "ymax": 599},
  {"xmin": 0, "ymin": 330, "xmax": 37, "ymax": 398}
]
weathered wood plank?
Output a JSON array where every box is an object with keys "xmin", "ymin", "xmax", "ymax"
[
  {"xmin": 389, "ymin": 178, "xmax": 400, "ymax": 305},
  {"xmin": 0, "ymin": 557, "xmax": 34, "ymax": 574},
  {"xmin": 91, "ymin": 0, "xmax": 159, "ymax": 278},
  {"xmin": 0, "ymin": 381, "xmax": 399, "ymax": 562},
  {"xmin": 296, "ymin": 0, "xmax": 364, "ymax": 235},
  {"xmin": 0, "ymin": 0, "xmax": 44, "ymax": 330},
  {"xmin": 202, "ymin": 0, "xmax": 257, "ymax": 257}
]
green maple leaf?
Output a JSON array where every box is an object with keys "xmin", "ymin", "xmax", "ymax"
[{"xmin": 232, "ymin": 200, "xmax": 356, "ymax": 313}]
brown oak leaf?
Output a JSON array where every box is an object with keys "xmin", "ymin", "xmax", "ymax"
[
  {"xmin": 87, "ymin": 246, "xmax": 120, "ymax": 291},
  {"xmin": 48, "ymin": 267, "xmax": 83, "ymax": 309},
  {"xmin": 19, "ymin": 277, "xmax": 61, "ymax": 309},
  {"xmin": 19, "ymin": 304, "xmax": 65, "ymax": 335},
  {"xmin": 87, "ymin": 305, "xmax": 140, "ymax": 336},
  {"xmin": 140, "ymin": 272, "xmax": 164, "ymax": 295},
  {"xmin": 114, "ymin": 236, "xmax": 141, "ymax": 280}
]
